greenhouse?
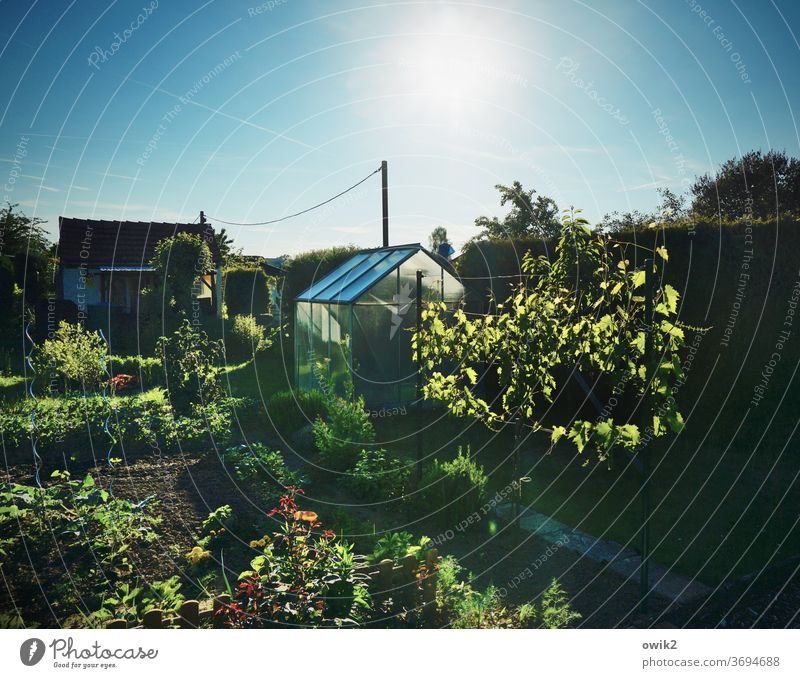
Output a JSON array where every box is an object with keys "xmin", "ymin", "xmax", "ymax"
[{"xmin": 294, "ymin": 243, "xmax": 465, "ymax": 406}]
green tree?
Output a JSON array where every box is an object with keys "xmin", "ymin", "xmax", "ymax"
[
  {"xmin": 415, "ymin": 210, "xmax": 690, "ymax": 461},
  {"xmin": 146, "ymin": 232, "xmax": 213, "ymax": 317},
  {"xmin": 475, "ymin": 181, "xmax": 560, "ymax": 239},
  {"xmin": 215, "ymin": 227, "xmax": 236, "ymax": 266},
  {"xmin": 0, "ymin": 203, "xmax": 52, "ymax": 316},
  {"xmin": 598, "ymin": 187, "xmax": 687, "ymax": 233},
  {"xmin": 428, "ymin": 226, "xmax": 450, "ymax": 252},
  {"xmin": 690, "ymin": 149, "xmax": 800, "ymax": 220}
]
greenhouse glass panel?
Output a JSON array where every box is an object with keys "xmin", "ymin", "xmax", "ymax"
[{"xmin": 295, "ymin": 301, "xmax": 314, "ymax": 391}]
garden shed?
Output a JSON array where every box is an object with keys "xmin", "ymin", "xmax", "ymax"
[{"xmin": 294, "ymin": 243, "xmax": 464, "ymax": 406}]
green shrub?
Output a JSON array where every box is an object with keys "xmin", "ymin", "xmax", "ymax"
[
  {"xmin": 88, "ymin": 577, "xmax": 185, "ymax": 628},
  {"xmin": 438, "ymin": 562, "xmax": 581, "ymax": 629},
  {"xmin": 156, "ymin": 319, "xmax": 224, "ymax": 415},
  {"xmin": 222, "ymin": 443, "xmax": 303, "ymax": 493},
  {"xmin": 312, "ymin": 364, "xmax": 375, "ymax": 470},
  {"xmin": 313, "ymin": 392, "xmax": 375, "ymax": 470},
  {"xmin": 227, "ymin": 314, "xmax": 272, "ymax": 361},
  {"xmin": 344, "ymin": 448, "xmax": 411, "ymax": 502},
  {"xmin": 539, "ymin": 578, "xmax": 582, "ymax": 629},
  {"xmin": 420, "ymin": 446, "xmax": 488, "ymax": 523},
  {"xmin": 34, "ymin": 321, "xmax": 107, "ymax": 390},
  {"xmin": 267, "ymin": 389, "xmax": 326, "ymax": 435}
]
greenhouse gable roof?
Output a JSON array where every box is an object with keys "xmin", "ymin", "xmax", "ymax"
[{"xmin": 295, "ymin": 244, "xmax": 439, "ymax": 304}]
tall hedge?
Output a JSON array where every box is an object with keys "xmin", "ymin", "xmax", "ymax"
[
  {"xmin": 224, "ymin": 267, "xmax": 272, "ymax": 317},
  {"xmin": 279, "ymin": 245, "xmax": 359, "ymax": 318}
]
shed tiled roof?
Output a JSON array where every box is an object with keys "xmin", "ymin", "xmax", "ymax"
[{"xmin": 57, "ymin": 217, "xmax": 222, "ymax": 267}]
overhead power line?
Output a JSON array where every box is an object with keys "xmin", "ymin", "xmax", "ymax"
[{"xmin": 208, "ymin": 166, "xmax": 382, "ymax": 227}]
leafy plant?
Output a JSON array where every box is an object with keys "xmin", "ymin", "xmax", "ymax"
[
  {"xmin": 416, "ymin": 210, "xmax": 695, "ymax": 462},
  {"xmin": 437, "ymin": 561, "xmax": 580, "ymax": 629},
  {"xmin": 369, "ymin": 531, "xmax": 431, "ymax": 563},
  {"xmin": 156, "ymin": 319, "xmax": 225, "ymax": 415},
  {"xmin": 312, "ymin": 363, "xmax": 375, "ymax": 470},
  {"xmin": 34, "ymin": 321, "xmax": 107, "ymax": 390},
  {"xmin": 197, "ymin": 505, "xmax": 234, "ymax": 550},
  {"xmin": 343, "ymin": 448, "xmax": 411, "ymax": 502},
  {"xmin": 219, "ymin": 488, "xmax": 371, "ymax": 627},
  {"xmin": 420, "ymin": 446, "xmax": 488, "ymax": 523},
  {"xmin": 221, "ymin": 443, "xmax": 303, "ymax": 494},
  {"xmin": 88, "ymin": 577, "xmax": 185, "ymax": 627},
  {"xmin": 267, "ymin": 389, "xmax": 326, "ymax": 435},
  {"xmin": 0, "ymin": 471, "xmax": 159, "ymax": 573},
  {"xmin": 539, "ymin": 578, "xmax": 582, "ymax": 629}
]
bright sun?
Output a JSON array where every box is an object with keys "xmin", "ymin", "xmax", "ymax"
[{"xmin": 390, "ymin": 11, "xmax": 512, "ymax": 120}]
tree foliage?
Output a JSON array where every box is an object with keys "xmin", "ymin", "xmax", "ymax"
[
  {"xmin": 0, "ymin": 203, "xmax": 52, "ymax": 319},
  {"xmin": 156, "ymin": 319, "xmax": 224, "ymax": 415},
  {"xmin": 415, "ymin": 210, "xmax": 691, "ymax": 460},
  {"xmin": 429, "ymin": 226, "xmax": 450, "ymax": 252},
  {"xmin": 598, "ymin": 187, "xmax": 687, "ymax": 233},
  {"xmin": 147, "ymin": 232, "xmax": 213, "ymax": 316},
  {"xmin": 690, "ymin": 149, "xmax": 800, "ymax": 220},
  {"xmin": 475, "ymin": 181, "xmax": 560, "ymax": 239}
]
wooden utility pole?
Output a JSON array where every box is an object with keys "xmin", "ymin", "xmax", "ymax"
[
  {"xmin": 416, "ymin": 269, "xmax": 423, "ymax": 480},
  {"xmin": 381, "ymin": 160, "xmax": 389, "ymax": 247}
]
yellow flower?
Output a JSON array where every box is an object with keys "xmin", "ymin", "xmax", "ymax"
[{"xmin": 293, "ymin": 510, "xmax": 318, "ymax": 523}]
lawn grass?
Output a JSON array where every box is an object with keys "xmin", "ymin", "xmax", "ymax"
[
  {"xmin": 376, "ymin": 409, "xmax": 800, "ymax": 587},
  {"xmin": 521, "ymin": 438, "xmax": 799, "ymax": 586},
  {"xmin": 220, "ymin": 345, "xmax": 294, "ymax": 402}
]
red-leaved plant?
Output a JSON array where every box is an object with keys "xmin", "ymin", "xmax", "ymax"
[{"xmin": 216, "ymin": 488, "xmax": 370, "ymax": 628}]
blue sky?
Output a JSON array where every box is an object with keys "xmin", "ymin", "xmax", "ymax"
[{"xmin": 1, "ymin": 0, "xmax": 799, "ymax": 256}]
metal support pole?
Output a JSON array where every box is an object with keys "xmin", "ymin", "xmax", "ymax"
[
  {"xmin": 639, "ymin": 258, "xmax": 654, "ymax": 614},
  {"xmin": 513, "ymin": 416, "xmax": 522, "ymax": 528},
  {"xmin": 381, "ymin": 160, "xmax": 389, "ymax": 248},
  {"xmin": 416, "ymin": 269, "xmax": 423, "ymax": 480}
]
